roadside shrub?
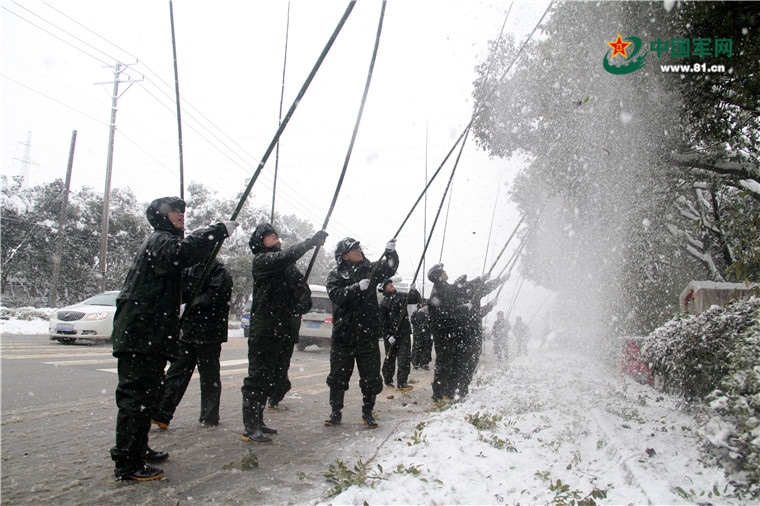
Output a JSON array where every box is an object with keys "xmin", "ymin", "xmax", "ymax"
[
  {"xmin": 639, "ymin": 297, "xmax": 759, "ymax": 400},
  {"xmin": 706, "ymin": 313, "xmax": 760, "ymax": 499},
  {"xmin": 0, "ymin": 306, "xmax": 54, "ymax": 321},
  {"xmin": 640, "ymin": 297, "xmax": 760, "ymax": 499}
]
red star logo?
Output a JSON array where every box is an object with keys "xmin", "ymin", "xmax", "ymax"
[{"xmin": 607, "ymin": 34, "xmax": 632, "ymax": 59}]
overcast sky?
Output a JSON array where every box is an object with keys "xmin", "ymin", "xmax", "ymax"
[{"xmin": 2, "ymin": 0, "xmax": 554, "ymax": 321}]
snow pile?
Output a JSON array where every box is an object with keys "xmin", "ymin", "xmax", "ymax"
[
  {"xmin": 0, "ymin": 308, "xmax": 246, "ymax": 338},
  {"xmin": 322, "ymin": 349, "xmax": 735, "ymax": 505},
  {"xmin": 0, "ymin": 306, "xmax": 52, "ymax": 335}
]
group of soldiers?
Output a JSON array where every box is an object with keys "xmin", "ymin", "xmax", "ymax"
[
  {"xmin": 424, "ymin": 263, "xmax": 507, "ymax": 401},
  {"xmin": 107, "ymin": 195, "xmax": 517, "ymax": 482},
  {"xmin": 491, "ymin": 311, "xmax": 531, "ymax": 361}
]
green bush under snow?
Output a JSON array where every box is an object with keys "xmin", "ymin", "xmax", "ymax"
[{"xmin": 640, "ymin": 296, "xmax": 760, "ymax": 499}]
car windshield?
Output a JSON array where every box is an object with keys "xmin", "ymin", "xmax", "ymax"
[
  {"xmin": 310, "ymin": 296, "xmax": 332, "ymax": 314},
  {"xmin": 82, "ymin": 292, "xmax": 118, "ymax": 306}
]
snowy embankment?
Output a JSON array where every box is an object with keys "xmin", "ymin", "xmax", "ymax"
[
  {"xmin": 323, "ymin": 348, "xmax": 734, "ymax": 505},
  {"xmin": 0, "ymin": 307, "xmax": 245, "ymax": 337},
  {"xmin": 0, "ymin": 307, "xmax": 52, "ymax": 335}
]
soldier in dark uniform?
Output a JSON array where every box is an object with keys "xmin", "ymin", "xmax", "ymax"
[
  {"xmin": 110, "ymin": 196, "xmax": 237, "ymax": 481},
  {"xmin": 513, "ymin": 315, "xmax": 531, "ymax": 356},
  {"xmin": 411, "ymin": 301, "xmax": 432, "ymax": 370},
  {"xmin": 241, "ymin": 223, "xmax": 327, "ymax": 444},
  {"xmin": 324, "ymin": 237, "xmax": 399, "ymax": 428},
  {"xmin": 457, "ymin": 274, "xmax": 504, "ymax": 398},
  {"xmin": 152, "ymin": 258, "xmax": 233, "ymax": 429},
  {"xmin": 427, "ymin": 264, "xmax": 483, "ymax": 402},
  {"xmin": 379, "ymin": 279, "xmax": 421, "ymax": 390},
  {"xmin": 492, "ymin": 311, "xmax": 511, "ymax": 361}
]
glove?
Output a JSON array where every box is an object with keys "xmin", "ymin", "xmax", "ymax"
[
  {"xmin": 358, "ymin": 278, "xmax": 370, "ymax": 291},
  {"xmin": 482, "ymin": 272, "xmax": 491, "ymax": 281},
  {"xmin": 385, "ymin": 239, "xmax": 397, "ymax": 252},
  {"xmin": 222, "ymin": 220, "xmax": 239, "ymax": 237},
  {"xmin": 500, "ymin": 273, "xmax": 510, "ymax": 283},
  {"xmin": 464, "ymin": 303, "xmax": 473, "ymax": 311},
  {"xmin": 388, "ymin": 336, "xmax": 397, "ymax": 345},
  {"xmin": 409, "ymin": 282, "xmax": 416, "ymax": 292},
  {"xmin": 311, "ymin": 230, "xmax": 328, "ymax": 246}
]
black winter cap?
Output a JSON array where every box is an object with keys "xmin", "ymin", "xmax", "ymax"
[
  {"xmin": 427, "ymin": 263, "xmax": 445, "ymax": 283},
  {"xmin": 249, "ymin": 223, "xmax": 278, "ymax": 254},
  {"xmin": 146, "ymin": 196, "xmax": 185, "ymax": 231},
  {"xmin": 334, "ymin": 237, "xmax": 361, "ymax": 263}
]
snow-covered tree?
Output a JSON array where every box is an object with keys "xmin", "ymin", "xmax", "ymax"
[
  {"xmin": 0, "ymin": 177, "xmax": 149, "ymax": 306},
  {"xmin": 471, "ymin": 1, "xmax": 759, "ymax": 337}
]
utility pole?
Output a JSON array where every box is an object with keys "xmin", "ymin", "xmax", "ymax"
[
  {"xmin": 49, "ymin": 130, "xmax": 77, "ymax": 308},
  {"xmin": 95, "ymin": 62, "xmax": 140, "ymax": 292}
]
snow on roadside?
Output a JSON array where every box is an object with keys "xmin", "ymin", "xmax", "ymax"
[
  {"xmin": 0, "ymin": 308, "xmax": 52, "ymax": 335},
  {"xmin": 0, "ymin": 311, "xmax": 246, "ymax": 338},
  {"xmin": 323, "ymin": 347, "xmax": 735, "ymax": 505}
]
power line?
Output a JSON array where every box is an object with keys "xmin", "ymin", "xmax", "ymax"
[
  {"xmin": 4, "ymin": 2, "xmax": 364, "ymax": 240},
  {"xmin": 0, "ymin": 74, "xmax": 108, "ymax": 126},
  {"xmin": 39, "ymin": 0, "xmax": 140, "ymax": 62},
  {"xmin": 2, "ymin": 4, "xmax": 115, "ymax": 67}
]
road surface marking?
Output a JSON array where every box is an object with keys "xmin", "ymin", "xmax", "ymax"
[{"xmin": 43, "ymin": 358, "xmax": 118, "ymax": 366}]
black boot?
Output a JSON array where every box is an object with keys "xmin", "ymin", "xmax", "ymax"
[
  {"xmin": 112, "ymin": 447, "xmax": 163, "ymax": 481},
  {"xmin": 143, "ymin": 447, "xmax": 169, "ymax": 462},
  {"xmin": 242, "ymin": 399, "xmax": 272, "ymax": 444},
  {"xmin": 257, "ymin": 404, "xmax": 278, "ymax": 435},
  {"xmin": 361, "ymin": 394, "xmax": 378, "ymax": 429},
  {"xmin": 324, "ymin": 389, "xmax": 344, "ymax": 426},
  {"xmin": 116, "ymin": 462, "xmax": 164, "ymax": 481}
]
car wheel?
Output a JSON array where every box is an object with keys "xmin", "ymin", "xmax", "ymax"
[
  {"xmin": 57, "ymin": 338, "xmax": 76, "ymax": 344},
  {"xmin": 243, "ymin": 327, "xmax": 249, "ymax": 338},
  {"xmin": 296, "ymin": 342, "xmax": 306, "ymax": 352}
]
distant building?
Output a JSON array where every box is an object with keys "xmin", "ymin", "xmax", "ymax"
[{"xmin": 679, "ymin": 280, "xmax": 758, "ymax": 315}]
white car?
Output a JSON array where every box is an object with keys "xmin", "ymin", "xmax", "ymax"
[
  {"xmin": 296, "ymin": 285, "xmax": 333, "ymax": 351},
  {"xmin": 49, "ymin": 291, "xmax": 119, "ymax": 344}
]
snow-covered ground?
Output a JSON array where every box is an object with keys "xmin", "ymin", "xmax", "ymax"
[
  {"xmin": 1, "ymin": 311, "xmax": 737, "ymax": 504},
  {"xmin": 0, "ymin": 314, "xmax": 50, "ymax": 335},
  {"xmin": 323, "ymin": 347, "xmax": 735, "ymax": 505}
]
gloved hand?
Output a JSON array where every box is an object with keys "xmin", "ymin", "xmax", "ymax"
[
  {"xmin": 222, "ymin": 220, "xmax": 239, "ymax": 237},
  {"xmin": 388, "ymin": 336, "xmax": 397, "ymax": 345},
  {"xmin": 464, "ymin": 302, "xmax": 473, "ymax": 311},
  {"xmin": 499, "ymin": 273, "xmax": 510, "ymax": 283},
  {"xmin": 311, "ymin": 230, "xmax": 328, "ymax": 246},
  {"xmin": 385, "ymin": 239, "xmax": 397, "ymax": 252},
  {"xmin": 358, "ymin": 278, "xmax": 370, "ymax": 291},
  {"xmin": 409, "ymin": 282, "xmax": 416, "ymax": 292},
  {"xmin": 482, "ymin": 272, "xmax": 491, "ymax": 281}
]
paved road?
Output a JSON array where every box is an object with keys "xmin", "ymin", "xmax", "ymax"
[{"xmin": 1, "ymin": 333, "xmax": 437, "ymax": 504}]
